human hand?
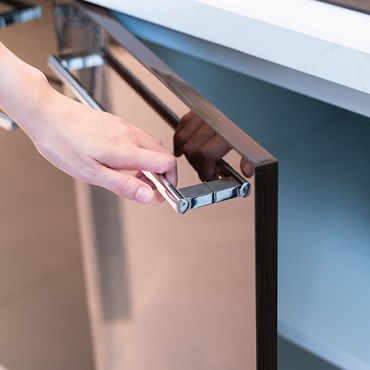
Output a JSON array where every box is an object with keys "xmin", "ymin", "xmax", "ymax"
[
  {"xmin": 0, "ymin": 42, "xmax": 176, "ymax": 203},
  {"xmin": 20, "ymin": 87, "xmax": 177, "ymax": 204},
  {"xmin": 174, "ymin": 111, "xmax": 253, "ymax": 181}
]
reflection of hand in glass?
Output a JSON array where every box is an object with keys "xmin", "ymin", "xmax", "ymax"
[
  {"xmin": 174, "ymin": 111, "xmax": 253, "ymax": 181},
  {"xmin": 174, "ymin": 111, "xmax": 230, "ymax": 181}
]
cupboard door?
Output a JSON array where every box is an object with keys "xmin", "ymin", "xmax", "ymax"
[
  {"xmin": 0, "ymin": 0, "xmax": 41, "ymax": 29},
  {"xmin": 52, "ymin": 2, "xmax": 278, "ymax": 369},
  {"xmin": 0, "ymin": 0, "xmax": 42, "ymax": 130},
  {"xmin": 0, "ymin": 0, "xmax": 58, "ymax": 130}
]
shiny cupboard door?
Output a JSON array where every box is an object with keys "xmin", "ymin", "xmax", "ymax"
[
  {"xmin": 0, "ymin": 0, "xmax": 42, "ymax": 130},
  {"xmin": 0, "ymin": 0, "xmax": 41, "ymax": 29},
  {"xmin": 52, "ymin": 2, "xmax": 277, "ymax": 369}
]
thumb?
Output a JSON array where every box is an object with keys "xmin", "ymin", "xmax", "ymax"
[{"xmin": 96, "ymin": 167, "xmax": 155, "ymax": 203}]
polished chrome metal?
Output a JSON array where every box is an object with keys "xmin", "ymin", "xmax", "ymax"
[
  {"xmin": 178, "ymin": 182, "xmax": 213, "ymax": 210},
  {"xmin": 216, "ymin": 161, "xmax": 251, "ymax": 197},
  {"xmin": 48, "ymin": 54, "xmax": 104, "ymax": 111},
  {"xmin": 59, "ymin": 52, "xmax": 105, "ymax": 71},
  {"xmin": 48, "ymin": 52, "xmax": 251, "ymax": 214},
  {"xmin": 143, "ymin": 170, "xmax": 250, "ymax": 214},
  {"xmin": 142, "ymin": 171, "xmax": 189, "ymax": 214},
  {"xmin": 145, "ymin": 167, "xmax": 249, "ymax": 214},
  {"xmin": 0, "ymin": 111, "xmax": 17, "ymax": 131},
  {"xmin": 0, "ymin": 0, "xmax": 42, "ymax": 29},
  {"xmin": 207, "ymin": 177, "xmax": 242, "ymax": 203}
]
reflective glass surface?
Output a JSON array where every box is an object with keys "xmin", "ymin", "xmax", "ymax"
[{"xmin": 53, "ymin": 3, "xmax": 277, "ymax": 369}]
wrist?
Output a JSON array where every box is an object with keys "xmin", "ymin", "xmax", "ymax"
[
  {"xmin": 14, "ymin": 70, "xmax": 54, "ymax": 139},
  {"xmin": 0, "ymin": 42, "xmax": 53, "ymax": 137}
]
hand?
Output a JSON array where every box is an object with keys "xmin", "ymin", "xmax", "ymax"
[
  {"xmin": 26, "ymin": 88, "xmax": 177, "ymax": 203},
  {"xmin": 0, "ymin": 42, "xmax": 177, "ymax": 203},
  {"xmin": 174, "ymin": 111, "xmax": 253, "ymax": 181}
]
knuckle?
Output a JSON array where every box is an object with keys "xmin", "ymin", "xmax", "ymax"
[
  {"xmin": 173, "ymin": 132, "xmax": 184, "ymax": 147},
  {"xmin": 78, "ymin": 163, "xmax": 102, "ymax": 184},
  {"xmin": 160, "ymin": 155, "xmax": 176, "ymax": 173},
  {"xmin": 180, "ymin": 111, "xmax": 194, "ymax": 125},
  {"xmin": 173, "ymin": 141, "xmax": 183, "ymax": 157},
  {"xmin": 183, "ymin": 141, "xmax": 197, "ymax": 156},
  {"xmin": 153, "ymin": 136, "xmax": 163, "ymax": 145},
  {"xmin": 113, "ymin": 176, "xmax": 135, "ymax": 198},
  {"xmin": 196, "ymin": 146, "xmax": 208, "ymax": 158},
  {"xmin": 167, "ymin": 155, "xmax": 177, "ymax": 168}
]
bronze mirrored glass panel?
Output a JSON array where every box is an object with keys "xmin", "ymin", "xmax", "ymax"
[
  {"xmin": 0, "ymin": 0, "xmax": 42, "ymax": 130},
  {"xmin": 0, "ymin": 0, "xmax": 41, "ymax": 29},
  {"xmin": 52, "ymin": 2, "xmax": 277, "ymax": 369}
]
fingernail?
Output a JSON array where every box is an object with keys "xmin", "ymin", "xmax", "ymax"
[{"xmin": 135, "ymin": 187, "xmax": 153, "ymax": 203}]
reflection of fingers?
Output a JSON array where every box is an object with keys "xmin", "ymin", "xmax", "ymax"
[
  {"xmin": 240, "ymin": 158, "xmax": 254, "ymax": 177},
  {"xmin": 186, "ymin": 135, "xmax": 230, "ymax": 181},
  {"xmin": 181, "ymin": 111, "xmax": 196, "ymax": 125},
  {"xmin": 182, "ymin": 124, "xmax": 216, "ymax": 157},
  {"xmin": 174, "ymin": 115, "xmax": 204, "ymax": 156},
  {"xmin": 197, "ymin": 159, "xmax": 218, "ymax": 182},
  {"xmin": 198, "ymin": 135, "xmax": 231, "ymax": 161},
  {"xmin": 97, "ymin": 167, "xmax": 155, "ymax": 203},
  {"xmin": 178, "ymin": 114, "xmax": 203, "ymax": 134}
]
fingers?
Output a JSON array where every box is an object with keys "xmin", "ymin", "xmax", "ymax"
[
  {"xmin": 174, "ymin": 112, "xmax": 256, "ymax": 182},
  {"xmin": 130, "ymin": 128, "xmax": 177, "ymax": 184},
  {"xmin": 240, "ymin": 158, "xmax": 254, "ymax": 177},
  {"xmin": 96, "ymin": 167, "xmax": 155, "ymax": 203},
  {"xmin": 128, "ymin": 122, "xmax": 178, "ymax": 185},
  {"xmin": 135, "ymin": 171, "xmax": 166, "ymax": 202},
  {"xmin": 174, "ymin": 112, "xmax": 232, "ymax": 181},
  {"xmin": 136, "ymin": 134, "xmax": 171, "ymax": 155},
  {"xmin": 92, "ymin": 120, "xmax": 178, "ymax": 194},
  {"xmin": 97, "ymin": 120, "xmax": 176, "ymax": 177},
  {"xmin": 188, "ymin": 135, "xmax": 231, "ymax": 181},
  {"xmin": 106, "ymin": 147, "xmax": 176, "ymax": 178},
  {"xmin": 181, "ymin": 125, "xmax": 216, "ymax": 158},
  {"xmin": 131, "ymin": 125, "xmax": 163, "ymax": 145},
  {"xmin": 174, "ymin": 113, "xmax": 204, "ymax": 156}
]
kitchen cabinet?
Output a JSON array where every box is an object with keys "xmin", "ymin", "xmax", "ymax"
[
  {"xmin": 131, "ymin": 39, "xmax": 370, "ymax": 370},
  {"xmin": 0, "ymin": 2, "xmax": 93, "ymax": 370},
  {"xmin": 0, "ymin": 0, "xmax": 41, "ymax": 28},
  {"xmin": 105, "ymin": 1, "xmax": 370, "ymax": 369},
  {"xmin": 51, "ymin": 1, "xmax": 277, "ymax": 370},
  {"xmin": 3, "ymin": 0, "xmax": 363, "ymax": 369},
  {"xmin": 0, "ymin": 0, "xmax": 42, "ymax": 130},
  {"xmin": 0, "ymin": 0, "xmax": 57, "ymax": 76}
]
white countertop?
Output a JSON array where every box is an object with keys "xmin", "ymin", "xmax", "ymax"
[{"xmin": 89, "ymin": 0, "xmax": 370, "ymax": 95}]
